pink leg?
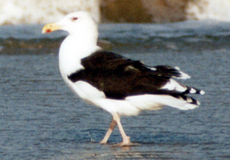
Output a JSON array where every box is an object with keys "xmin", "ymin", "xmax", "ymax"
[
  {"xmin": 100, "ymin": 119, "xmax": 117, "ymax": 144},
  {"xmin": 113, "ymin": 113, "xmax": 132, "ymax": 146}
]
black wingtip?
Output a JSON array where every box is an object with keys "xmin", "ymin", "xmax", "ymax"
[{"xmin": 183, "ymin": 87, "xmax": 205, "ymax": 95}]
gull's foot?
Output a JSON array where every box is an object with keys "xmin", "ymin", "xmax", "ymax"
[
  {"xmin": 120, "ymin": 136, "xmax": 131, "ymax": 146},
  {"xmin": 116, "ymin": 136, "xmax": 136, "ymax": 147},
  {"xmin": 99, "ymin": 140, "xmax": 107, "ymax": 145}
]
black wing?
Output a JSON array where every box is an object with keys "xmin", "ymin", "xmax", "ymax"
[{"xmin": 68, "ymin": 50, "xmax": 190, "ymax": 99}]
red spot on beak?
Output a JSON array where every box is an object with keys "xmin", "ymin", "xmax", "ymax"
[{"xmin": 46, "ymin": 29, "xmax": 52, "ymax": 33}]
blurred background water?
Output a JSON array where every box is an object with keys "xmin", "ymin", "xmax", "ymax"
[{"xmin": 0, "ymin": 0, "xmax": 230, "ymax": 159}]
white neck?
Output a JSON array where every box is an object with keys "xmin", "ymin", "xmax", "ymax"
[{"xmin": 58, "ymin": 33, "xmax": 100, "ymax": 78}]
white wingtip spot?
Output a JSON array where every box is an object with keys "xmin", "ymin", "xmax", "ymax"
[
  {"xmin": 187, "ymin": 97, "xmax": 193, "ymax": 103},
  {"xmin": 190, "ymin": 88, "xmax": 197, "ymax": 94},
  {"xmin": 200, "ymin": 90, "xmax": 205, "ymax": 95},
  {"xmin": 175, "ymin": 66, "xmax": 180, "ymax": 70}
]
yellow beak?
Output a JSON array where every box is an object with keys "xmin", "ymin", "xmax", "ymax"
[{"xmin": 42, "ymin": 23, "xmax": 62, "ymax": 34}]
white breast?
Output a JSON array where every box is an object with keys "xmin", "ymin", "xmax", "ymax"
[{"xmin": 59, "ymin": 35, "xmax": 101, "ymax": 77}]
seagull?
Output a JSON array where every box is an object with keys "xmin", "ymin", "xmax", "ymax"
[{"xmin": 42, "ymin": 11, "xmax": 205, "ymax": 146}]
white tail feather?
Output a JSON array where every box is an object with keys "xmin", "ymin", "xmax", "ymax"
[
  {"xmin": 174, "ymin": 66, "xmax": 191, "ymax": 79},
  {"xmin": 126, "ymin": 95, "xmax": 199, "ymax": 111}
]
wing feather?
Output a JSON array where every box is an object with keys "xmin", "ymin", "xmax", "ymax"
[{"xmin": 68, "ymin": 50, "xmax": 203, "ymax": 101}]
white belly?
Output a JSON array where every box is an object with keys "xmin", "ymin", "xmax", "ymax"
[{"xmin": 63, "ymin": 79, "xmax": 141, "ymax": 116}]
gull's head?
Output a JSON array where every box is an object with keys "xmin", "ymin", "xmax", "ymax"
[{"xmin": 42, "ymin": 11, "xmax": 98, "ymax": 37}]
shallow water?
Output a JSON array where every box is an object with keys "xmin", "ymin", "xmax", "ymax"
[{"xmin": 0, "ymin": 21, "xmax": 230, "ymax": 159}]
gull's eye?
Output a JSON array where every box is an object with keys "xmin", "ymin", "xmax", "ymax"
[{"xmin": 72, "ymin": 17, "xmax": 78, "ymax": 21}]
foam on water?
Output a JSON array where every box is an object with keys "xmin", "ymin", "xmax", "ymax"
[
  {"xmin": 186, "ymin": 0, "xmax": 230, "ymax": 21},
  {"xmin": 1, "ymin": 0, "xmax": 230, "ymax": 25},
  {"xmin": 0, "ymin": 0, "xmax": 100, "ymax": 25}
]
